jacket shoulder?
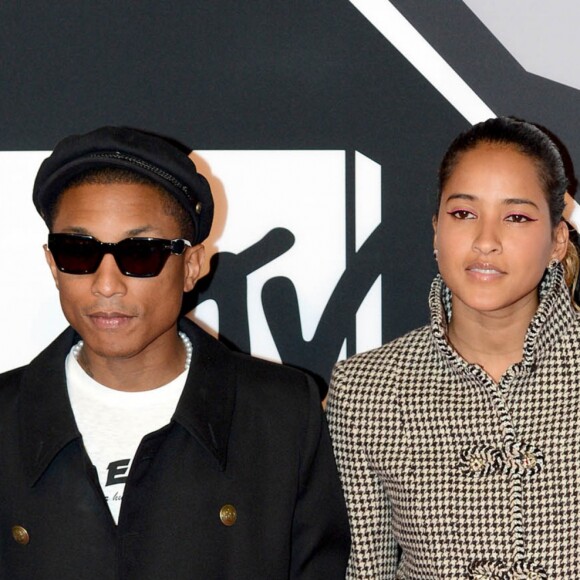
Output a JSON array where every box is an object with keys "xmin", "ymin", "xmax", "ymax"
[
  {"xmin": 230, "ymin": 349, "xmax": 318, "ymax": 410},
  {"xmin": 327, "ymin": 324, "xmax": 433, "ymax": 422},
  {"xmin": 333, "ymin": 324, "xmax": 432, "ymax": 385},
  {"xmin": 0, "ymin": 365, "xmax": 26, "ymax": 391},
  {"xmin": 0, "ymin": 365, "xmax": 26, "ymax": 383},
  {"xmin": 181, "ymin": 317, "xmax": 317, "ymax": 405},
  {"xmin": 0, "ymin": 366, "xmax": 26, "ymax": 417}
]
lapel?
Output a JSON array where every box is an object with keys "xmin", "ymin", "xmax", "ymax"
[
  {"xmin": 173, "ymin": 318, "xmax": 237, "ymax": 472},
  {"xmin": 19, "ymin": 327, "xmax": 82, "ymax": 487},
  {"xmin": 18, "ymin": 319, "xmax": 238, "ymax": 485}
]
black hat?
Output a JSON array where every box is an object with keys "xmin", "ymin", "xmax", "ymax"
[{"xmin": 33, "ymin": 126, "xmax": 214, "ymax": 245}]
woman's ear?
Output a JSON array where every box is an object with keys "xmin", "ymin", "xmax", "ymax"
[
  {"xmin": 552, "ymin": 220, "xmax": 569, "ymax": 262},
  {"xmin": 432, "ymin": 215, "xmax": 439, "ymax": 255}
]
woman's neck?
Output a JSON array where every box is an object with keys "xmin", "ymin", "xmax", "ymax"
[{"xmin": 446, "ymin": 297, "xmax": 537, "ymax": 383}]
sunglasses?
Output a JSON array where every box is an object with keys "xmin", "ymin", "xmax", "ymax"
[{"xmin": 48, "ymin": 233, "xmax": 192, "ymax": 277}]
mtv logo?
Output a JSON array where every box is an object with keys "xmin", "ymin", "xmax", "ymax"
[{"xmin": 191, "ymin": 150, "xmax": 383, "ymax": 381}]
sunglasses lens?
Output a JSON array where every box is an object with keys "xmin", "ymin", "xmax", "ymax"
[
  {"xmin": 116, "ymin": 238, "xmax": 171, "ymax": 277},
  {"xmin": 48, "ymin": 234, "xmax": 102, "ymax": 274},
  {"xmin": 48, "ymin": 235, "xmax": 179, "ymax": 277}
]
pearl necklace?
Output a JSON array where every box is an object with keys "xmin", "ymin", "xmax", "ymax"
[
  {"xmin": 179, "ymin": 331, "xmax": 193, "ymax": 370},
  {"xmin": 72, "ymin": 331, "xmax": 193, "ymax": 371}
]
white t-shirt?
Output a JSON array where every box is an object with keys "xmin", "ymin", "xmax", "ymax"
[{"xmin": 65, "ymin": 347, "xmax": 187, "ymax": 524}]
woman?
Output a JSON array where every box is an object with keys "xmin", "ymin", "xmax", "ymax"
[{"xmin": 326, "ymin": 117, "xmax": 580, "ymax": 578}]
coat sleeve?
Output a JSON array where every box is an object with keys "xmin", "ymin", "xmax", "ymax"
[
  {"xmin": 289, "ymin": 374, "xmax": 351, "ymax": 579},
  {"xmin": 325, "ymin": 362, "xmax": 400, "ymax": 579}
]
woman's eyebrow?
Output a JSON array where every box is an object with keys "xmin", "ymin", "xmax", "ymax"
[
  {"xmin": 502, "ymin": 197, "xmax": 540, "ymax": 209},
  {"xmin": 444, "ymin": 193, "xmax": 540, "ymax": 210},
  {"xmin": 444, "ymin": 193, "xmax": 477, "ymax": 202}
]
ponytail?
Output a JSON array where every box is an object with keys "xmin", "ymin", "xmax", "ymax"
[
  {"xmin": 562, "ymin": 193, "xmax": 580, "ymax": 309},
  {"xmin": 562, "ymin": 237, "xmax": 580, "ymax": 310}
]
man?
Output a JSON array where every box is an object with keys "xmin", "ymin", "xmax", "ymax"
[{"xmin": 0, "ymin": 127, "xmax": 350, "ymax": 579}]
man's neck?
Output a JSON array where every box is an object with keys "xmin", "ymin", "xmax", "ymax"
[{"xmin": 76, "ymin": 333, "xmax": 190, "ymax": 392}]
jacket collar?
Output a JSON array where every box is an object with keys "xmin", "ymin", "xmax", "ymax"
[
  {"xmin": 20, "ymin": 319, "xmax": 237, "ymax": 486},
  {"xmin": 173, "ymin": 318, "xmax": 237, "ymax": 472},
  {"xmin": 20, "ymin": 326, "xmax": 81, "ymax": 486},
  {"xmin": 428, "ymin": 261, "xmax": 577, "ymax": 382}
]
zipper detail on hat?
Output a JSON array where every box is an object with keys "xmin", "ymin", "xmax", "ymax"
[{"xmin": 88, "ymin": 151, "xmax": 193, "ymax": 200}]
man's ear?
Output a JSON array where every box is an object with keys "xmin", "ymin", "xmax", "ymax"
[
  {"xmin": 552, "ymin": 220, "xmax": 569, "ymax": 262},
  {"xmin": 183, "ymin": 244, "xmax": 205, "ymax": 292},
  {"xmin": 44, "ymin": 244, "xmax": 60, "ymax": 289}
]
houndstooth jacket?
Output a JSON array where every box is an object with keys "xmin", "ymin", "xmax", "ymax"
[{"xmin": 326, "ymin": 263, "xmax": 580, "ymax": 579}]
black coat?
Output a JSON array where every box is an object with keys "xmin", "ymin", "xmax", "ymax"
[{"xmin": 0, "ymin": 318, "xmax": 350, "ymax": 579}]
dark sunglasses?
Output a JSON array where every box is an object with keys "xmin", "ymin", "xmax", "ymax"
[{"xmin": 48, "ymin": 233, "xmax": 192, "ymax": 277}]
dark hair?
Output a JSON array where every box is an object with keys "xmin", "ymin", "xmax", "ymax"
[
  {"xmin": 46, "ymin": 167, "xmax": 196, "ymax": 242},
  {"xmin": 438, "ymin": 116, "xmax": 567, "ymax": 228}
]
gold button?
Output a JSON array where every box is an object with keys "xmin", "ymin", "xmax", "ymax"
[
  {"xmin": 220, "ymin": 504, "xmax": 237, "ymax": 527},
  {"xmin": 523, "ymin": 451, "xmax": 537, "ymax": 468},
  {"xmin": 469, "ymin": 456, "xmax": 485, "ymax": 472},
  {"xmin": 12, "ymin": 525, "xmax": 30, "ymax": 545},
  {"xmin": 195, "ymin": 201, "xmax": 202, "ymax": 215}
]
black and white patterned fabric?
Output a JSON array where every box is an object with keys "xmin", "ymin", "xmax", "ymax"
[{"xmin": 326, "ymin": 262, "xmax": 580, "ymax": 579}]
